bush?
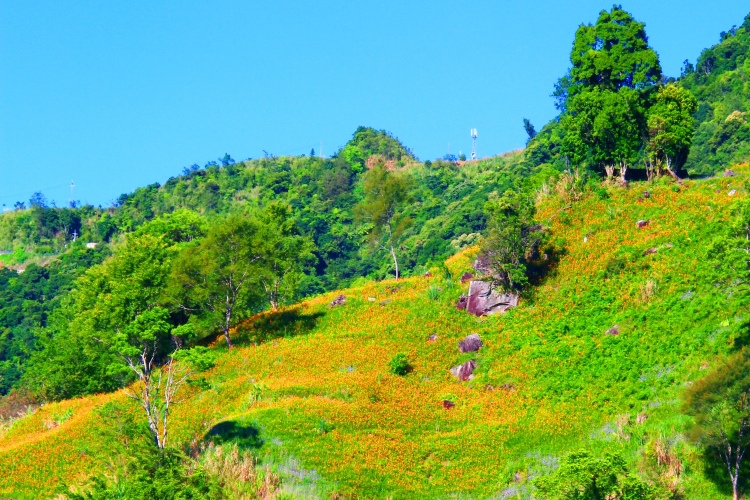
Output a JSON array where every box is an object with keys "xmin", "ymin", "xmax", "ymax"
[{"xmin": 388, "ymin": 353, "xmax": 411, "ymax": 376}]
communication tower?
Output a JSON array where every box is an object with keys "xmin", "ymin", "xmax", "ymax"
[
  {"xmin": 69, "ymin": 181, "xmax": 75, "ymax": 207},
  {"xmin": 470, "ymin": 128, "xmax": 478, "ymax": 160}
]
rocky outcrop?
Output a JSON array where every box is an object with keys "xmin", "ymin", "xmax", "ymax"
[{"xmin": 465, "ymin": 281, "xmax": 518, "ymax": 316}]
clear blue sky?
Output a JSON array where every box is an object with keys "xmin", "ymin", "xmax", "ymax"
[{"xmin": 1, "ymin": 1, "xmax": 747, "ymax": 208}]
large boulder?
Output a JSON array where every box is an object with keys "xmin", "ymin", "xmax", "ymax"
[
  {"xmin": 450, "ymin": 360, "xmax": 476, "ymax": 381},
  {"xmin": 458, "ymin": 333, "xmax": 482, "ymax": 353},
  {"xmin": 466, "ymin": 281, "xmax": 518, "ymax": 316}
]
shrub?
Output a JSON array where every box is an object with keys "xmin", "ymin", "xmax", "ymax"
[{"xmin": 388, "ymin": 353, "xmax": 411, "ymax": 376}]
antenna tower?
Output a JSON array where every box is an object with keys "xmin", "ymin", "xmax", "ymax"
[
  {"xmin": 69, "ymin": 181, "xmax": 75, "ymax": 207},
  {"xmin": 470, "ymin": 129, "xmax": 478, "ymax": 160}
]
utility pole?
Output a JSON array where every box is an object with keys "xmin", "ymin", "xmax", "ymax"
[
  {"xmin": 69, "ymin": 181, "xmax": 75, "ymax": 207},
  {"xmin": 470, "ymin": 129, "xmax": 478, "ymax": 160}
]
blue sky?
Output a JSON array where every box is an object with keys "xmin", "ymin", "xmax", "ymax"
[{"xmin": 1, "ymin": 1, "xmax": 747, "ymax": 208}]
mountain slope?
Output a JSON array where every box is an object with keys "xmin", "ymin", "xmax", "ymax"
[{"xmin": 2, "ymin": 167, "xmax": 749, "ymax": 498}]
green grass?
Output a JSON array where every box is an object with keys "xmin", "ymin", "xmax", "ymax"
[{"xmin": 2, "ymin": 168, "xmax": 750, "ymax": 498}]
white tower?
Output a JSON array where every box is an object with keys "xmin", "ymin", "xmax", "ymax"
[{"xmin": 470, "ymin": 128, "xmax": 478, "ymax": 160}]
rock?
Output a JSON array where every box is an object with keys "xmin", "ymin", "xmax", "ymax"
[
  {"xmin": 424, "ymin": 271, "xmax": 432, "ymax": 278},
  {"xmin": 442, "ymin": 400, "xmax": 455, "ymax": 410},
  {"xmin": 729, "ymin": 189, "xmax": 737, "ymax": 196},
  {"xmin": 636, "ymin": 220, "xmax": 649, "ymax": 228},
  {"xmin": 642, "ymin": 247, "xmax": 658, "ymax": 256},
  {"xmin": 458, "ymin": 333, "xmax": 483, "ymax": 353},
  {"xmin": 700, "ymin": 362, "xmax": 709, "ymax": 370},
  {"xmin": 460, "ymin": 272, "xmax": 474, "ymax": 283},
  {"xmin": 379, "ymin": 299, "xmax": 391, "ymax": 307},
  {"xmin": 501, "ymin": 383, "xmax": 516, "ymax": 392},
  {"xmin": 450, "ymin": 360, "xmax": 476, "ymax": 381},
  {"xmin": 724, "ymin": 169, "xmax": 737, "ymax": 177},
  {"xmin": 456, "ymin": 295, "xmax": 468, "ymax": 310},
  {"xmin": 484, "ymin": 385, "xmax": 495, "ymax": 391},
  {"xmin": 605, "ymin": 325, "xmax": 620, "ymax": 336},
  {"xmin": 367, "ymin": 297, "xmax": 377, "ymax": 302},
  {"xmin": 329, "ymin": 295, "xmax": 346, "ymax": 307},
  {"xmin": 465, "ymin": 281, "xmax": 519, "ymax": 316},
  {"xmin": 643, "ymin": 190, "xmax": 651, "ymax": 198},
  {"xmin": 681, "ymin": 290, "xmax": 693, "ymax": 301},
  {"xmin": 636, "ymin": 413, "xmax": 648, "ymax": 424},
  {"xmin": 427, "ymin": 334, "xmax": 438, "ymax": 342}
]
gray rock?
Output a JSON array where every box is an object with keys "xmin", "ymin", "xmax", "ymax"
[
  {"xmin": 729, "ymin": 189, "xmax": 737, "ymax": 196},
  {"xmin": 460, "ymin": 272, "xmax": 474, "ymax": 283},
  {"xmin": 450, "ymin": 360, "xmax": 476, "ymax": 381},
  {"xmin": 466, "ymin": 281, "xmax": 519, "ymax": 316},
  {"xmin": 724, "ymin": 169, "xmax": 737, "ymax": 177},
  {"xmin": 681, "ymin": 290, "xmax": 694, "ymax": 301},
  {"xmin": 636, "ymin": 220, "xmax": 649, "ymax": 228},
  {"xmin": 458, "ymin": 333, "xmax": 483, "ymax": 353},
  {"xmin": 329, "ymin": 294, "xmax": 346, "ymax": 307},
  {"xmin": 427, "ymin": 334, "xmax": 439, "ymax": 342},
  {"xmin": 605, "ymin": 325, "xmax": 620, "ymax": 336}
]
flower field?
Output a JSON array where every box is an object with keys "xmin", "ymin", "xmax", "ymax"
[{"xmin": 1, "ymin": 168, "xmax": 749, "ymax": 498}]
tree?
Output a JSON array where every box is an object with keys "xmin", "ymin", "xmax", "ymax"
[
  {"xmin": 480, "ymin": 190, "xmax": 546, "ymax": 294},
  {"xmin": 645, "ymin": 84, "xmax": 698, "ymax": 179},
  {"xmin": 523, "ymin": 118, "xmax": 537, "ymax": 143},
  {"xmin": 115, "ymin": 308, "xmax": 190, "ymax": 450},
  {"xmin": 310, "ymin": 148, "xmax": 316, "ymax": 157},
  {"xmin": 29, "ymin": 192, "xmax": 47, "ymax": 209},
  {"xmin": 218, "ymin": 153, "xmax": 235, "ymax": 166},
  {"xmin": 536, "ymin": 450, "xmax": 655, "ymax": 499},
  {"xmin": 683, "ymin": 349, "xmax": 750, "ymax": 500},
  {"xmin": 557, "ymin": 6, "xmax": 662, "ymax": 178},
  {"xmin": 562, "ymin": 87, "xmax": 645, "ymax": 179},
  {"xmin": 564, "ymin": 6, "xmax": 662, "ymax": 98},
  {"xmin": 357, "ymin": 164, "xmax": 412, "ymax": 280},
  {"xmin": 170, "ymin": 215, "xmax": 265, "ymax": 348},
  {"xmin": 255, "ymin": 203, "xmax": 315, "ymax": 310}
]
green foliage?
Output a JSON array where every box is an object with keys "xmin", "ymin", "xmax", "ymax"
[
  {"xmin": 536, "ymin": 450, "xmax": 655, "ymax": 499},
  {"xmin": 480, "ymin": 190, "xmax": 547, "ymax": 294},
  {"xmin": 683, "ymin": 349, "xmax": 750, "ymax": 497},
  {"xmin": 0, "ymin": 246, "xmax": 110, "ymax": 395},
  {"xmin": 645, "ymin": 84, "xmax": 698, "ymax": 176},
  {"xmin": 358, "ymin": 164, "xmax": 413, "ymax": 279},
  {"xmin": 387, "ymin": 353, "xmax": 411, "ymax": 376},
  {"xmin": 173, "ymin": 346, "xmax": 216, "ymax": 372},
  {"xmin": 68, "ymin": 446, "xmax": 221, "ymax": 500},
  {"xmin": 679, "ymin": 15, "xmax": 750, "ymax": 175}
]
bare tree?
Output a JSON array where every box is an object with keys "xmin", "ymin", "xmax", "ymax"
[{"xmin": 124, "ymin": 341, "xmax": 190, "ymax": 449}]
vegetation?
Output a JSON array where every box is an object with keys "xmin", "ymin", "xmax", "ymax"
[{"xmin": 2, "ymin": 7, "xmax": 750, "ymax": 499}]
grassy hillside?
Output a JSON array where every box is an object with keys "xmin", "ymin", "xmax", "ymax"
[{"xmin": 2, "ymin": 164, "xmax": 749, "ymax": 498}]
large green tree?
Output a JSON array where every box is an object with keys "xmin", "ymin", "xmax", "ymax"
[
  {"xmin": 254, "ymin": 203, "xmax": 315, "ymax": 311},
  {"xmin": 645, "ymin": 84, "xmax": 698, "ymax": 178},
  {"xmin": 170, "ymin": 215, "xmax": 266, "ymax": 349},
  {"xmin": 558, "ymin": 6, "xmax": 663, "ymax": 178}
]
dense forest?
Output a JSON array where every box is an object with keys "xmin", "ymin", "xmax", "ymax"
[{"xmin": 3, "ymin": 7, "xmax": 750, "ymax": 499}]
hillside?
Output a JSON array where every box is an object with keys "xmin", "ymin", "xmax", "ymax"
[{"xmin": 2, "ymin": 166, "xmax": 749, "ymax": 498}]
